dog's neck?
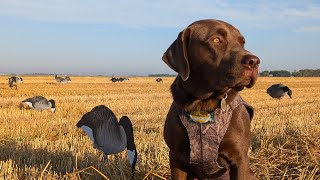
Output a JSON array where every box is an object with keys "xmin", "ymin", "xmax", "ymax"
[{"xmin": 171, "ymin": 77, "xmax": 236, "ymax": 112}]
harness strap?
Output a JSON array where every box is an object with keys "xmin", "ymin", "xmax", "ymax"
[{"xmin": 178, "ymin": 94, "xmax": 245, "ymax": 176}]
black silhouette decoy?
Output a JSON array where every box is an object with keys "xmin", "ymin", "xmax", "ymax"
[
  {"xmin": 156, "ymin": 78, "xmax": 163, "ymax": 83},
  {"xmin": 110, "ymin": 77, "xmax": 129, "ymax": 83},
  {"xmin": 267, "ymin": 83, "xmax": 292, "ymax": 114},
  {"xmin": 76, "ymin": 105, "xmax": 137, "ymax": 174},
  {"xmin": 267, "ymin": 83, "xmax": 292, "ymax": 99}
]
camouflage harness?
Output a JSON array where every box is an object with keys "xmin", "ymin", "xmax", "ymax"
[{"xmin": 178, "ymin": 94, "xmax": 253, "ymax": 176}]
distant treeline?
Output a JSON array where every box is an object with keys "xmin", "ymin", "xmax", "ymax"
[
  {"xmin": 148, "ymin": 74, "xmax": 176, "ymax": 77},
  {"xmin": 260, "ymin": 69, "xmax": 320, "ymax": 77},
  {"xmin": 2, "ymin": 70, "xmax": 320, "ymax": 77}
]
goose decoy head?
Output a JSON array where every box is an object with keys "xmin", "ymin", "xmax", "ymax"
[
  {"xmin": 119, "ymin": 116, "xmax": 137, "ymax": 174},
  {"xmin": 49, "ymin": 99, "xmax": 56, "ymax": 112},
  {"xmin": 77, "ymin": 112, "xmax": 90, "ymax": 127},
  {"xmin": 80, "ymin": 113, "xmax": 96, "ymax": 141},
  {"xmin": 19, "ymin": 78, "xmax": 23, "ymax": 83},
  {"xmin": 283, "ymin": 86, "xmax": 292, "ymax": 98},
  {"xmin": 76, "ymin": 112, "xmax": 96, "ymax": 143},
  {"xmin": 65, "ymin": 76, "xmax": 71, "ymax": 82},
  {"xmin": 77, "ymin": 112, "xmax": 96, "ymax": 129}
]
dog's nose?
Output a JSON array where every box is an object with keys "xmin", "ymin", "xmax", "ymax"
[{"xmin": 241, "ymin": 55, "xmax": 260, "ymax": 67}]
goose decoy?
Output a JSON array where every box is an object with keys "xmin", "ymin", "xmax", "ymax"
[
  {"xmin": 267, "ymin": 83, "xmax": 292, "ymax": 99},
  {"xmin": 54, "ymin": 74, "xmax": 71, "ymax": 83},
  {"xmin": 156, "ymin": 78, "xmax": 163, "ymax": 83},
  {"xmin": 267, "ymin": 83, "xmax": 292, "ymax": 114},
  {"xmin": 110, "ymin": 77, "xmax": 129, "ymax": 83},
  {"xmin": 64, "ymin": 76, "xmax": 71, "ymax": 83},
  {"xmin": 76, "ymin": 105, "xmax": 137, "ymax": 174},
  {"xmin": 60, "ymin": 76, "xmax": 71, "ymax": 83},
  {"xmin": 8, "ymin": 76, "xmax": 23, "ymax": 89},
  {"xmin": 54, "ymin": 74, "xmax": 64, "ymax": 83},
  {"xmin": 21, "ymin": 96, "xmax": 56, "ymax": 112}
]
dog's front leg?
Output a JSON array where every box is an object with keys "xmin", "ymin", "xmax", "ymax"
[
  {"xmin": 229, "ymin": 155, "xmax": 257, "ymax": 180},
  {"xmin": 236, "ymin": 158, "xmax": 257, "ymax": 180},
  {"xmin": 169, "ymin": 150, "xmax": 189, "ymax": 180},
  {"xmin": 171, "ymin": 168, "xmax": 187, "ymax": 180}
]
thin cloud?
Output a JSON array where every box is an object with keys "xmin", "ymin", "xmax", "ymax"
[
  {"xmin": 0, "ymin": 0, "xmax": 319, "ymax": 30},
  {"xmin": 296, "ymin": 25, "xmax": 320, "ymax": 32},
  {"xmin": 283, "ymin": 6, "xmax": 320, "ymax": 19}
]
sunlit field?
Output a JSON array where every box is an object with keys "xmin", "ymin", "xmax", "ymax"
[{"xmin": 0, "ymin": 76, "xmax": 319, "ymax": 179}]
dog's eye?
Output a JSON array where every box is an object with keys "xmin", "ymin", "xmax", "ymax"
[{"xmin": 213, "ymin": 38, "xmax": 221, "ymax": 43}]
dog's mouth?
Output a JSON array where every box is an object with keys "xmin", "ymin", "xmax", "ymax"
[
  {"xmin": 228, "ymin": 66, "xmax": 259, "ymax": 91},
  {"xmin": 233, "ymin": 78, "xmax": 252, "ymax": 91}
]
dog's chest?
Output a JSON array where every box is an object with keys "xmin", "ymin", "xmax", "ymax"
[{"xmin": 178, "ymin": 95, "xmax": 243, "ymax": 176}]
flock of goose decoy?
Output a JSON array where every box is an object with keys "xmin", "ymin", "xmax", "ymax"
[
  {"xmin": 54, "ymin": 74, "xmax": 72, "ymax": 83},
  {"xmin": 7, "ymin": 75, "xmax": 163, "ymax": 89},
  {"xmin": 3, "ymin": 74, "xmax": 166, "ymax": 175},
  {"xmin": 110, "ymin": 77, "xmax": 130, "ymax": 83},
  {"xmin": 2, "ymin": 74, "xmax": 293, "ymax": 176}
]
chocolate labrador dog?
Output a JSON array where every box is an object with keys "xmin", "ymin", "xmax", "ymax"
[{"xmin": 162, "ymin": 19, "xmax": 259, "ymax": 179}]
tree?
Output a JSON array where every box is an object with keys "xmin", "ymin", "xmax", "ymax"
[
  {"xmin": 259, "ymin": 71, "xmax": 269, "ymax": 77},
  {"xmin": 269, "ymin": 70, "xmax": 291, "ymax": 77},
  {"xmin": 291, "ymin": 69, "xmax": 320, "ymax": 77}
]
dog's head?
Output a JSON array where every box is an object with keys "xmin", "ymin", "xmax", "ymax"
[{"xmin": 163, "ymin": 19, "xmax": 260, "ymax": 99}]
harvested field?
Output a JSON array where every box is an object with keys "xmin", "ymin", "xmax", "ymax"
[{"xmin": 0, "ymin": 76, "xmax": 319, "ymax": 179}]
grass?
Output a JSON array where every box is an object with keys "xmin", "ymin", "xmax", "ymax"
[{"xmin": 0, "ymin": 76, "xmax": 319, "ymax": 179}]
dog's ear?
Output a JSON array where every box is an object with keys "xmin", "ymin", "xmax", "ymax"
[{"xmin": 162, "ymin": 28, "xmax": 191, "ymax": 81}]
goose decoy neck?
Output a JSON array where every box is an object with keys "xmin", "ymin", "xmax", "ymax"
[
  {"xmin": 119, "ymin": 116, "xmax": 135, "ymax": 150},
  {"xmin": 128, "ymin": 146, "xmax": 137, "ymax": 175},
  {"xmin": 49, "ymin": 99, "xmax": 56, "ymax": 112},
  {"xmin": 281, "ymin": 86, "xmax": 292, "ymax": 98},
  {"xmin": 286, "ymin": 88, "xmax": 292, "ymax": 98}
]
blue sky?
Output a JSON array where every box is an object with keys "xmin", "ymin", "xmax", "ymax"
[{"xmin": 0, "ymin": 0, "xmax": 319, "ymax": 75}]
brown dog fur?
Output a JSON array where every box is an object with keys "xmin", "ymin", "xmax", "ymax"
[{"xmin": 162, "ymin": 19, "xmax": 260, "ymax": 179}]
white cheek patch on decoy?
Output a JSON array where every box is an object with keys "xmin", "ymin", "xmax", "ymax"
[
  {"xmin": 81, "ymin": 125, "xmax": 95, "ymax": 143},
  {"xmin": 127, "ymin": 150, "xmax": 136, "ymax": 165},
  {"xmin": 51, "ymin": 108, "xmax": 56, "ymax": 112},
  {"xmin": 23, "ymin": 102, "xmax": 33, "ymax": 108}
]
